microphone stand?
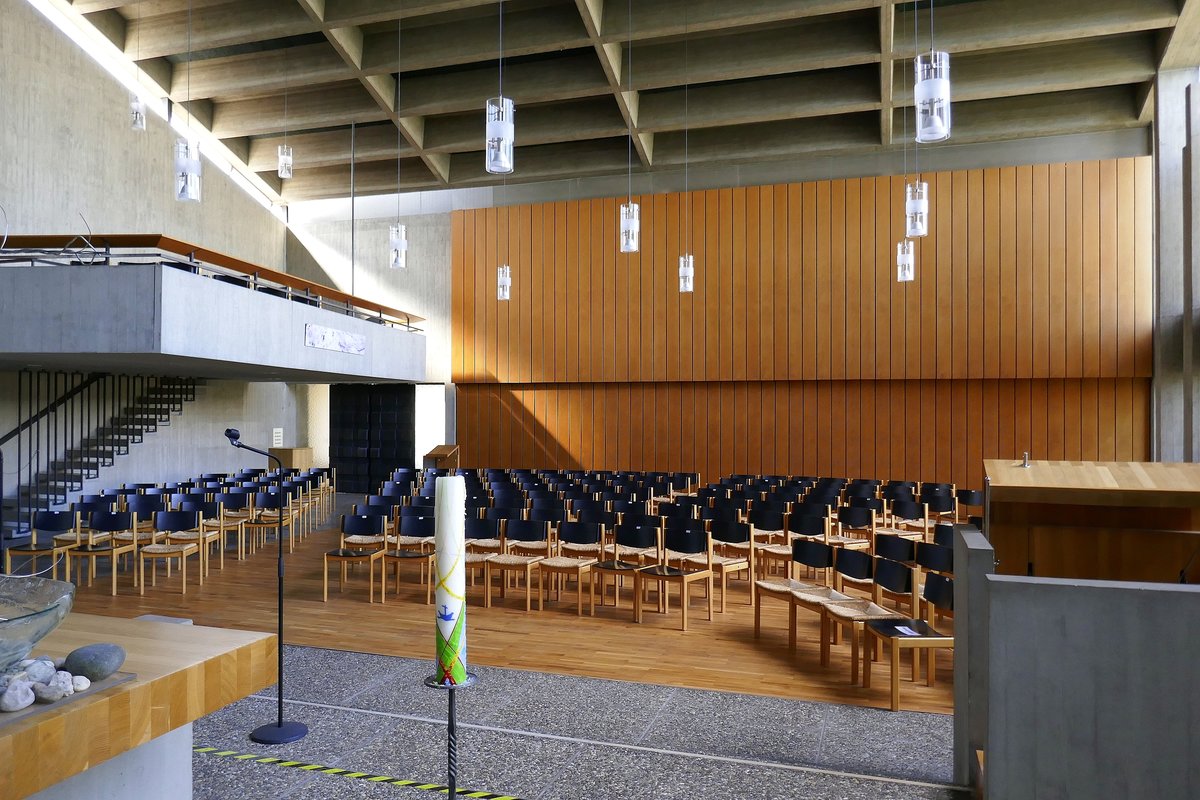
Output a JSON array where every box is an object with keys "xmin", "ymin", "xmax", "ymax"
[{"xmin": 225, "ymin": 430, "xmax": 307, "ymax": 744}]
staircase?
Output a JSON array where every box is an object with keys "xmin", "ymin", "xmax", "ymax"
[{"xmin": 1, "ymin": 372, "xmax": 202, "ymax": 541}]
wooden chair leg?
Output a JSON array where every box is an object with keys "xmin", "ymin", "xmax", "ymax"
[
  {"xmin": 323, "ymin": 555, "xmax": 329, "ymax": 602},
  {"xmin": 890, "ymin": 638, "xmax": 902, "ymax": 711},
  {"xmin": 180, "ymin": 555, "xmax": 187, "ymax": 596},
  {"xmin": 680, "ymin": 581, "xmax": 689, "ymax": 631},
  {"xmin": 707, "ymin": 575, "xmax": 713, "ymax": 622}
]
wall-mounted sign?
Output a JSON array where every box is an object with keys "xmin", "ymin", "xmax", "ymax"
[{"xmin": 305, "ymin": 323, "xmax": 366, "ymax": 355}]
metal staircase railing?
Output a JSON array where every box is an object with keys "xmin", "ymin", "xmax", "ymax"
[{"xmin": 0, "ymin": 371, "xmax": 200, "ymax": 543}]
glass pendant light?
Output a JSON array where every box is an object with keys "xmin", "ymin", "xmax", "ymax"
[
  {"xmin": 678, "ymin": 254, "xmax": 694, "ymax": 293},
  {"xmin": 175, "ymin": 138, "xmax": 201, "ymax": 202},
  {"xmin": 389, "ymin": 223, "xmax": 408, "ymax": 270},
  {"xmin": 897, "ymin": 240, "xmax": 915, "ymax": 282},
  {"xmin": 497, "ymin": 264, "xmax": 511, "ymax": 301},
  {"xmin": 485, "ymin": 2, "xmax": 514, "ymax": 174},
  {"xmin": 277, "ymin": 145, "xmax": 293, "ymax": 179},
  {"xmin": 620, "ymin": 202, "xmax": 639, "ymax": 253},
  {"xmin": 914, "ymin": 52, "xmax": 950, "ymax": 143},
  {"xmin": 905, "ymin": 180, "xmax": 928, "ymax": 237},
  {"xmin": 130, "ymin": 94, "xmax": 146, "ymax": 131}
]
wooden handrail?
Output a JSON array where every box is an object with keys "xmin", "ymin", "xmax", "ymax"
[{"xmin": 2, "ymin": 234, "xmax": 425, "ymax": 326}]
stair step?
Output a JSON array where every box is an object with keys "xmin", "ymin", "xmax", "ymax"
[{"xmin": 95, "ymin": 426, "xmax": 142, "ymax": 437}]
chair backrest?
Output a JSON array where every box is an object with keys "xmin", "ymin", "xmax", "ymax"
[
  {"xmin": 400, "ymin": 505, "xmax": 434, "ymax": 518},
  {"xmin": 874, "ymin": 557, "xmax": 913, "ymax": 594},
  {"xmin": 490, "ymin": 494, "xmax": 526, "ymax": 510},
  {"xmin": 399, "ymin": 516, "xmax": 436, "ymax": 538},
  {"xmin": 530, "ymin": 497, "xmax": 566, "ymax": 511},
  {"xmin": 505, "ymin": 519, "xmax": 549, "ymax": 543},
  {"xmin": 664, "ymin": 527, "xmax": 709, "ymax": 556},
  {"xmin": 124, "ymin": 482, "xmax": 158, "ymax": 490},
  {"xmin": 558, "ymin": 521, "xmax": 602, "ymax": 546},
  {"xmin": 73, "ymin": 500, "xmax": 115, "ymax": 515},
  {"xmin": 791, "ymin": 501, "xmax": 829, "ymax": 519},
  {"xmin": 792, "ymin": 538, "xmax": 835, "ymax": 569},
  {"xmin": 925, "ymin": 494, "xmax": 956, "ymax": 515},
  {"xmin": 933, "ymin": 523, "xmax": 955, "ymax": 547},
  {"xmin": 88, "ymin": 511, "xmax": 135, "ymax": 533},
  {"xmin": 700, "ymin": 505, "xmax": 739, "ymax": 523},
  {"xmin": 916, "ymin": 542, "xmax": 954, "ymax": 573},
  {"xmin": 254, "ymin": 492, "xmax": 284, "ymax": 510},
  {"xmin": 748, "ymin": 508, "xmax": 784, "ymax": 531},
  {"xmin": 834, "ymin": 547, "xmax": 874, "ymax": 581},
  {"xmin": 170, "ymin": 491, "xmax": 210, "ymax": 508},
  {"xmin": 575, "ymin": 508, "xmax": 617, "ymax": 527},
  {"xmin": 882, "ymin": 485, "xmax": 916, "ymax": 502},
  {"xmin": 32, "ymin": 510, "xmax": 77, "ymax": 535},
  {"xmin": 528, "ymin": 507, "xmax": 565, "ymax": 524},
  {"xmin": 125, "ymin": 495, "xmax": 165, "ymax": 515},
  {"xmin": 153, "ymin": 510, "xmax": 201, "ymax": 533},
  {"xmin": 837, "ymin": 505, "xmax": 874, "ymax": 531},
  {"xmin": 844, "ymin": 483, "xmax": 876, "ymax": 499},
  {"xmin": 485, "ymin": 506, "xmax": 524, "ymax": 521},
  {"xmin": 709, "ymin": 519, "xmax": 751, "ymax": 545},
  {"xmin": 342, "ymin": 514, "xmax": 386, "ymax": 536},
  {"xmin": 179, "ymin": 501, "xmax": 222, "ymax": 520},
  {"xmin": 657, "ymin": 502, "xmax": 692, "ymax": 519},
  {"xmin": 213, "ymin": 492, "xmax": 250, "ymax": 511},
  {"xmin": 848, "ymin": 496, "xmax": 884, "ymax": 513},
  {"xmin": 875, "ymin": 533, "xmax": 916, "ymax": 563},
  {"xmin": 410, "ymin": 495, "xmax": 437, "ymax": 508},
  {"xmin": 890, "ymin": 499, "xmax": 926, "ymax": 524},
  {"xmin": 787, "ymin": 513, "xmax": 827, "ymax": 539},
  {"xmin": 613, "ymin": 523, "xmax": 658, "ymax": 550},
  {"xmin": 923, "ymin": 571, "xmax": 955, "ymax": 610},
  {"xmin": 956, "ymin": 488, "xmax": 984, "ymax": 507},
  {"xmin": 465, "ymin": 518, "xmax": 501, "ymax": 540},
  {"xmin": 610, "ymin": 499, "xmax": 647, "ymax": 516}
]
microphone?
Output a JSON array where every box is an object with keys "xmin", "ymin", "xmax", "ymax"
[{"xmin": 224, "ymin": 428, "xmax": 242, "ymax": 445}]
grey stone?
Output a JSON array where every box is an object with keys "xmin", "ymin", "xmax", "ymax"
[
  {"xmin": 72, "ymin": 675, "xmax": 91, "ymax": 692},
  {"xmin": 63, "ymin": 643, "xmax": 126, "ymax": 681},
  {"xmin": 53, "ymin": 657, "xmax": 67, "ymax": 669},
  {"xmin": 32, "ymin": 683, "xmax": 66, "ymax": 703},
  {"xmin": 25, "ymin": 660, "xmax": 56, "ymax": 684},
  {"xmin": 0, "ymin": 680, "xmax": 34, "ymax": 712},
  {"xmin": 48, "ymin": 671, "xmax": 74, "ymax": 696}
]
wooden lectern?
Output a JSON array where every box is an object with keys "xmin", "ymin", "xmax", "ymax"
[{"xmin": 424, "ymin": 444, "xmax": 460, "ymax": 470}]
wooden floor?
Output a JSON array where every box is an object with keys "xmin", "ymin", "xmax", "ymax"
[{"xmin": 67, "ymin": 509, "xmax": 954, "ymax": 715}]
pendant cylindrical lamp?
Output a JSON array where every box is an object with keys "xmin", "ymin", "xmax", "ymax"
[
  {"xmin": 485, "ymin": 96, "xmax": 514, "ymax": 174},
  {"xmin": 433, "ymin": 476, "xmax": 470, "ymax": 686},
  {"xmin": 678, "ymin": 253, "xmax": 694, "ymax": 293},
  {"xmin": 389, "ymin": 223, "xmax": 409, "ymax": 270},
  {"xmin": 914, "ymin": 51, "xmax": 951, "ymax": 143},
  {"xmin": 174, "ymin": 137, "xmax": 201, "ymax": 202},
  {"xmin": 130, "ymin": 94, "xmax": 146, "ymax": 131},
  {"xmin": 897, "ymin": 240, "xmax": 915, "ymax": 282},
  {"xmin": 277, "ymin": 145, "xmax": 293, "ymax": 180},
  {"xmin": 620, "ymin": 202, "xmax": 640, "ymax": 253},
  {"xmin": 905, "ymin": 181, "xmax": 929, "ymax": 238},
  {"xmin": 497, "ymin": 264, "xmax": 511, "ymax": 301}
]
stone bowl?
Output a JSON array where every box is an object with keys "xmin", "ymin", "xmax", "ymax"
[{"xmin": 0, "ymin": 576, "xmax": 75, "ymax": 672}]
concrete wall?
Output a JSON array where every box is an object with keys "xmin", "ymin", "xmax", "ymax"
[
  {"xmin": 987, "ymin": 575, "xmax": 1200, "ymax": 799},
  {"xmin": 289, "ymin": 213, "xmax": 452, "ymax": 383},
  {"xmin": 0, "ymin": 0, "xmax": 286, "ymax": 270}
]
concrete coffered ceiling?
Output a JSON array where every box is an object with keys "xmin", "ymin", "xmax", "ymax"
[{"xmin": 61, "ymin": 0, "xmax": 1200, "ymax": 202}]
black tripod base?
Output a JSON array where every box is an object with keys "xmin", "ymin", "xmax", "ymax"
[{"xmin": 250, "ymin": 720, "xmax": 309, "ymax": 745}]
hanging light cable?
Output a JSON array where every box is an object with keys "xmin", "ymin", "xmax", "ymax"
[
  {"xmin": 619, "ymin": 0, "xmax": 639, "ymax": 253},
  {"xmin": 485, "ymin": 1, "xmax": 514, "ymax": 174},
  {"xmin": 174, "ymin": 0, "xmax": 201, "ymax": 202},
  {"xmin": 129, "ymin": 3, "xmax": 146, "ymax": 130},
  {"xmin": 389, "ymin": 13, "xmax": 408, "ymax": 269},
  {"xmin": 904, "ymin": 0, "xmax": 928, "ymax": 241},
  {"xmin": 678, "ymin": 10, "xmax": 694, "ymax": 294},
  {"xmin": 914, "ymin": 0, "xmax": 950, "ymax": 143},
  {"xmin": 897, "ymin": 6, "xmax": 915, "ymax": 283},
  {"xmin": 277, "ymin": 49, "xmax": 293, "ymax": 179}
]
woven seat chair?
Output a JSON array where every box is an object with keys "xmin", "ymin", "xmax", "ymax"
[
  {"xmin": 484, "ymin": 519, "xmax": 550, "ymax": 611},
  {"xmin": 590, "ymin": 522, "xmax": 661, "ymax": 614},
  {"xmin": 634, "ymin": 527, "xmax": 713, "ymax": 631},
  {"xmin": 692, "ymin": 519, "xmax": 754, "ymax": 612},
  {"xmin": 323, "ymin": 514, "xmax": 386, "ymax": 603},
  {"xmin": 4, "ymin": 510, "xmax": 78, "ymax": 581},
  {"xmin": 536, "ymin": 521, "xmax": 602, "ymax": 616},
  {"xmin": 69, "ymin": 511, "xmax": 139, "ymax": 596},
  {"xmin": 139, "ymin": 511, "xmax": 203, "ymax": 595},
  {"xmin": 383, "ymin": 516, "xmax": 435, "ymax": 603}
]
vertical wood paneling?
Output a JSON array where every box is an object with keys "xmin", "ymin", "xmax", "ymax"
[{"xmin": 452, "ymin": 158, "xmax": 1153, "ymax": 491}]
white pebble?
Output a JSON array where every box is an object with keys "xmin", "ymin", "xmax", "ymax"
[
  {"xmin": 49, "ymin": 671, "xmax": 74, "ymax": 696},
  {"xmin": 71, "ymin": 675, "xmax": 91, "ymax": 692}
]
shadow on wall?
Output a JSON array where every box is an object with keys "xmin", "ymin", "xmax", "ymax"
[{"xmin": 284, "ymin": 229, "xmax": 338, "ymax": 288}]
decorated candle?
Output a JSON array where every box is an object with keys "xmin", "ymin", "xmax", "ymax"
[{"xmin": 433, "ymin": 476, "xmax": 468, "ymax": 685}]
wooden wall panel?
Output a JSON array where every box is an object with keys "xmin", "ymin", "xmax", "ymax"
[
  {"xmin": 456, "ymin": 379, "xmax": 1151, "ymax": 491},
  {"xmin": 449, "ymin": 158, "xmax": 1154, "ymax": 487}
]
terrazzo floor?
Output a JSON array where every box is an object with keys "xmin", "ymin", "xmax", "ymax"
[{"xmin": 193, "ymin": 645, "xmax": 967, "ymax": 800}]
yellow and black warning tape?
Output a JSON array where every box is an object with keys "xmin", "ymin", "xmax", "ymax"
[{"xmin": 194, "ymin": 746, "xmax": 524, "ymax": 799}]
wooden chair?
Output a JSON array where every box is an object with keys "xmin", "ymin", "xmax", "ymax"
[
  {"xmin": 878, "ymin": 499, "xmax": 929, "ymax": 542},
  {"xmin": 833, "ymin": 506, "xmax": 876, "ymax": 551},
  {"xmin": 171, "ymin": 501, "xmax": 226, "ymax": 576},
  {"xmin": 589, "ymin": 522, "xmax": 661, "ymax": 615},
  {"xmin": 244, "ymin": 492, "xmax": 299, "ymax": 552},
  {"xmin": 864, "ymin": 572, "xmax": 956, "ymax": 710},
  {"xmin": 484, "ymin": 519, "xmax": 550, "ymax": 611},
  {"xmin": 323, "ymin": 514, "xmax": 386, "ymax": 603},
  {"xmin": 696, "ymin": 519, "xmax": 754, "ymax": 612},
  {"xmin": 139, "ymin": 511, "xmax": 202, "ymax": 595},
  {"xmin": 67, "ymin": 511, "xmax": 138, "ymax": 596},
  {"xmin": 4, "ymin": 511, "xmax": 77, "ymax": 580},
  {"xmin": 383, "ymin": 516, "xmax": 435, "ymax": 603},
  {"xmin": 819, "ymin": 596, "xmax": 907, "ymax": 685},
  {"xmin": 634, "ymin": 527, "xmax": 714, "ymax": 631},
  {"xmin": 536, "ymin": 521, "xmax": 602, "ymax": 615}
]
